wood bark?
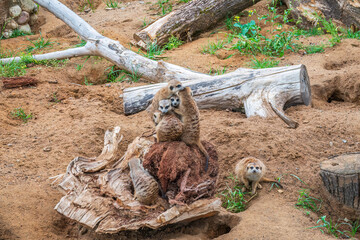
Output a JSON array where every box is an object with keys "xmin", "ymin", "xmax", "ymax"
[
  {"xmin": 282, "ymin": 0, "xmax": 360, "ymax": 28},
  {"xmin": 320, "ymin": 153, "xmax": 360, "ymax": 210},
  {"xmin": 2, "ymin": 77, "xmax": 37, "ymax": 88},
  {"xmin": 124, "ymin": 64, "xmax": 311, "ymax": 128},
  {"xmin": 54, "ymin": 127, "xmax": 222, "ymax": 234},
  {"xmin": 0, "ymin": 0, "xmax": 311, "ymax": 127},
  {"xmin": 133, "ymin": 0, "xmax": 261, "ymax": 48}
]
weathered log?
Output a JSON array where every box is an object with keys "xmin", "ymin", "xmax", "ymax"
[
  {"xmin": 282, "ymin": 0, "xmax": 360, "ymax": 28},
  {"xmin": 2, "ymin": 77, "xmax": 37, "ymax": 88},
  {"xmin": 133, "ymin": 0, "xmax": 261, "ymax": 48},
  {"xmin": 320, "ymin": 153, "xmax": 360, "ymax": 210},
  {"xmin": 124, "ymin": 64, "xmax": 311, "ymax": 128},
  {"xmin": 55, "ymin": 127, "xmax": 222, "ymax": 234}
]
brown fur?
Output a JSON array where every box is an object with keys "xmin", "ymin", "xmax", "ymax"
[
  {"xmin": 154, "ymin": 110, "xmax": 183, "ymax": 142},
  {"xmin": 148, "ymin": 80, "xmax": 183, "ymax": 118},
  {"xmin": 128, "ymin": 158, "xmax": 159, "ymax": 205},
  {"xmin": 173, "ymin": 87, "xmax": 210, "ymax": 171},
  {"xmin": 234, "ymin": 157, "xmax": 282, "ymax": 195}
]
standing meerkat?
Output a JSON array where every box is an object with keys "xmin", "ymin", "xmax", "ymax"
[
  {"xmin": 234, "ymin": 157, "xmax": 283, "ymax": 195},
  {"xmin": 154, "ymin": 100, "xmax": 183, "ymax": 142},
  {"xmin": 173, "ymin": 87, "xmax": 210, "ymax": 172},
  {"xmin": 129, "ymin": 158, "xmax": 159, "ymax": 205},
  {"xmin": 148, "ymin": 80, "xmax": 183, "ymax": 117}
]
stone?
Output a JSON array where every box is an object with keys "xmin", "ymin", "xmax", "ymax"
[
  {"xmin": 6, "ymin": 19, "xmax": 18, "ymax": 30},
  {"xmin": 43, "ymin": 146, "xmax": 52, "ymax": 152},
  {"xmin": 29, "ymin": 13, "xmax": 38, "ymax": 25},
  {"xmin": 9, "ymin": 5, "xmax": 22, "ymax": 18},
  {"xmin": 20, "ymin": 0, "xmax": 37, "ymax": 13},
  {"xmin": 17, "ymin": 11, "xmax": 30, "ymax": 25},
  {"xmin": 18, "ymin": 23, "xmax": 31, "ymax": 34},
  {"xmin": 3, "ymin": 30, "xmax": 13, "ymax": 39}
]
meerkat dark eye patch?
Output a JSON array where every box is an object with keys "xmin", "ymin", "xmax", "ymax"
[
  {"xmin": 250, "ymin": 166, "xmax": 254, "ymax": 169},
  {"xmin": 165, "ymin": 106, "xmax": 169, "ymax": 109},
  {"xmin": 176, "ymin": 84, "xmax": 181, "ymax": 88},
  {"xmin": 171, "ymin": 98, "xmax": 175, "ymax": 101},
  {"xmin": 160, "ymin": 106, "xmax": 163, "ymax": 109},
  {"xmin": 170, "ymin": 86, "xmax": 174, "ymax": 90},
  {"xmin": 256, "ymin": 167, "xmax": 259, "ymax": 170}
]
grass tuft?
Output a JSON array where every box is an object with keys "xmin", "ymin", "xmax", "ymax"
[
  {"xmin": 295, "ymin": 189, "xmax": 322, "ymax": 212},
  {"xmin": 11, "ymin": 108, "xmax": 33, "ymax": 123}
]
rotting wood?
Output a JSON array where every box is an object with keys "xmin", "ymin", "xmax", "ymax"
[
  {"xmin": 2, "ymin": 77, "xmax": 37, "ymax": 89},
  {"xmin": 55, "ymin": 127, "xmax": 222, "ymax": 234},
  {"xmin": 123, "ymin": 64, "xmax": 311, "ymax": 128},
  {"xmin": 320, "ymin": 153, "xmax": 360, "ymax": 210},
  {"xmin": 282, "ymin": 0, "xmax": 360, "ymax": 29},
  {"xmin": 133, "ymin": 0, "xmax": 261, "ymax": 48}
]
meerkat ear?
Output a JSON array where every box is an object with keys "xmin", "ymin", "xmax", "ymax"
[{"xmin": 260, "ymin": 167, "xmax": 262, "ymax": 170}]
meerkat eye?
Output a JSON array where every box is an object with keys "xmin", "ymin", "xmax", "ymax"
[
  {"xmin": 171, "ymin": 98, "xmax": 174, "ymax": 102},
  {"xmin": 256, "ymin": 167, "xmax": 259, "ymax": 170},
  {"xmin": 160, "ymin": 106, "xmax": 163, "ymax": 109},
  {"xmin": 165, "ymin": 106, "xmax": 169, "ymax": 109},
  {"xmin": 170, "ymin": 86, "xmax": 174, "ymax": 91},
  {"xmin": 250, "ymin": 166, "xmax": 254, "ymax": 170},
  {"xmin": 176, "ymin": 84, "xmax": 181, "ymax": 88}
]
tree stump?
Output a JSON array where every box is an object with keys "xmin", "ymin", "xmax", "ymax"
[{"xmin": 320, "ymin": 153, "xmax": 360, "ymax": 210}]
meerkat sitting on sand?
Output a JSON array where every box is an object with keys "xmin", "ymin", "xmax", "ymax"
[
  {"xmin": 234, "ymin": 157, "xmax": 283, "ymax": 195},
  {"xmin": 129, "ymin": 158, "xmax": 159, "ymax": 205},
  {"xmin": 173, "ymin": 87, "xmax": 210, "ymax": 172},
  {"xmin": 148, "ymin": 80, "xmax": 183, "ymax": 118},
  {"xmin": 154, "ymin": 99, "xmax": 183, "ymax": 142}
]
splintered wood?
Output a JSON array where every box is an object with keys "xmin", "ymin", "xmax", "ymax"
[
  {"xmin": 320, "ymin": 153, "xmax": 360, "ymax": 210},
  {"xmin": 54, "ymin": 127, "xmax": 221, "ymax": 234}
]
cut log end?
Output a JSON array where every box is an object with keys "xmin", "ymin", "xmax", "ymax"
[{"xmin": 320, "ymin": 153, "xmax": 360, "ymax": 210}]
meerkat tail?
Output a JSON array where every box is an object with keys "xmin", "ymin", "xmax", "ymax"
[
  {"xmin": 261, "ymin": 177, "xmax": 283, "ymax": 189},
  {"xmin": 197, "ymin": 141, "xmax": 210, "ymax": 172}
]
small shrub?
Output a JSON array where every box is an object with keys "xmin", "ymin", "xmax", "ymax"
[
  {"xmin": 201, "ymin": 40, "xmax": 226, "ymax": 55},
  {"xmin": 0, "ymin": 60, "xmax": 27, "ymax": 77},
  {"xmin": 311, "ymin": 216, "xmax": 349, "ymax": 238},
  {"xmin": 164, "ymin": 35, "xmax": 183, "ymax": 50},
  {"xmin": 220, "ymin": 184, "xmax": 247, "ymax": 213},
  {"xmin": 26, "ymin": 33, "xmax": 55, "ymax": 53},
  {"xmin": 247, "ymin": 57, "xmax": 279, "ymax": 69},
  {"xmin": 11, "ymin": 108, "xmax": 32, "ymax": 122},
  {"xmin": 104, "ymin": 0, "xmax": 120, "ymax": 8},
  {"xmin": 295, "ymin": 189, "xmax": 322, "ymax": 212}
]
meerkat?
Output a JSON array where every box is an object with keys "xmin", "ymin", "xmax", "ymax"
[
  {"xmin": 234, "ymin": 157, "xmax": 283, "ymax": 195},
  {"xmin": 148, "ymin": 80, "xmax": 183, "ymax": 117},
  {"xmin": 173, "ymin": 87, "xmax": 210, "ymax": 172},
  {"xmin": 129, "ymin": 158, "xmax": 159, "ymax": 205},
  {"xmin": 154, "ymin": 100, "xmax": 183, "ymax": 142},
  {"xmin": 170, "ymin": 94, "xmax": 180, "ymax": 108}
]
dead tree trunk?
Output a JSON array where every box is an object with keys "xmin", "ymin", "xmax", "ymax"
[
  {"xmin": 124, "ymin": 64, "xmax": 311, "ymax": 128},
  {"xmin": 282, "ymin": 0, "xmax": 360, "ymax": 28},
  {"xmin": 2, "ymin": 77, "xmax": 37, "ymax": 88},
  {"xmin": 320, "ymin": 153, "xmax": 360, "ymax": 210},
  {"xmin": 133, "ymin": 0, "xmax": 261, "ymax": 48}
]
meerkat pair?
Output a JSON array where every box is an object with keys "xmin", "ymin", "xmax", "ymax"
[
  {"xmin": 234, "ymin": 157, "xmax": 283, "ymax": 195},
  {"xmin": 150, "ymin": 80, "xmax": 210, "ymax": 172}
]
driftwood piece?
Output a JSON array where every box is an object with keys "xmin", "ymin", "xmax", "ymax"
[
  {"xmin": 2, "ymin": 77, "xmax": 37, "ymax": 89},
  {"xmin": 55, "ymin": 127, "xmax": 222, "ymax": 234},
  {"xmin": 124, "ymin": 64, "xmax": 311, "ymax": 128},
  {"xmin": 133, "ymin": 0, "xmax": 261, "ymax": 48},
  {"xmin": 282, "ymin": 0, "xmax": 360, "ymax": 28},
  {"xmin": 320, "ymin": 153, "xmax": 360, "ymax": 210}
]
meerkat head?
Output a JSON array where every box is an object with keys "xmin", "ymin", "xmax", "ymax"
[
  {"xmin": 158, "ymin": 99, "xmax": 172, "ymax": 114},
  {"xmin": 168, "ymin": 80, "xmax": 184, "ymax": 94},
  {"xmin": 246, "ymin": 163, "xmax": 263, "ymax": 179},
  {"xmin": 153, "ymin": 111, "xmax": 161, "ymax": 125},
  {"xmin": 170, "ymin": 94, "xmax": 180, "ymax": 108}
]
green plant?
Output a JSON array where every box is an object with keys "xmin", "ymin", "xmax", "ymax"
[
  {"xmin": 127, "ymin": 65, "xmax": 142, "ymax": 82},
  {"xmin": 208, "ymin": 66, "xmax": 227, "ymax": 75},
  {"xmin": 104, "ymin": 0, "xmax": 120, "ymax": 9},
  {"xmin": 11, "ymin": 108, "xmax": 33, "ymax": 122},
  {"xmin": 294, "ymin": 27, "xmax": 324, "ymax": 37},
  {"xmin": 157, "ymin": 0, "xmax": 172, "ymax": 16},
  {"xmin": 296, "ymin": 189, "xmax": 322, "ymax": 212},
  {"xmin": 178, "ymin": 0, "xmax": 190, "ymax": 3},
  {"xmin": 220, "ymin": 183, "xmax": 247, "ymax": 213},
  {"xmin": 76, "ymin": 56, "xmax": 90, "ymax": 71},
  {"xmin": 164, "ymin": 35, "xmax": 183, "ymax": 50},
  {"xmin": 74, "ymin": 39, "xmax": 87, "ymax": 48},
  {"xmin": 345, "ymin": 219, "xmax": 360, "ymax": 237},
  {"xmin": 302, "ymin": 44, "xmax": 325, "ymax": 54},
  {"xmin": 234, "ymin": 20, "xmax": 261, "ymax": 37},
  {"xmin": 142, "ymin": 42, "xmax": 164, "ymax": 60},
  {"xmin": 84, "ymin": 76, "xmax": 93, "ymax": 85},
  {"xmin": 311, "ymin": 216, "xmax": 349, "ymax": 238},
  {"xmin": 290, "ymin": 174, "xmax": 308, "ymax": 185},
  {"xmin": 26, "ymin": 33, "xmax": 54, "ymax": 52},
  {"xmin": 201, "ymin": 40, "xmax": 225, "ymax": 55},
  {"xmin": 142, "ymin": 18, "xmax": 151, "ymax": 27},
  {"xmin": 79, "ymin": 0, "xmax": 95, "ymax": 12},
  {"xmin": 247, "ymin": 57, "xmax": 279, "ymax": 69},
  {"xmin": 0, "ymin": 60, "xmax": 27, "ymax": 77},
  {"xmin": 50, "ymin": 92, "xmax": 61, "ymax": 103},
  {"xmin": 105, "ymin": 65, "xmax": 124, "ymax": 82}
]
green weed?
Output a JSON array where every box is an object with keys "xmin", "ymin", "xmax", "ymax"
[
  {"xmin": 0, "ymin": 60, "xmax": 27, "ymax": 77},
  {"xmin": 105, "ymin": 65, "xmax": 124, "ymax": 82},
  {"xmin": 247, "ymin": 57, "xmax": 279, "ymax": 69},
  {"xmin": 142, "ymin": 18, "xmax": 152, "ymax": 27},
  {"xmin": 290, "ymin": 174, "xmax": 308, "ymax": 185},
  {"xmin": 5, "ymin": 29, "xmax": 33, "ymax": 39},
  {"xmin": 294, "ymin": 27, "xmax": 324, "ymax": 37},
  {"xmin": 74, "ymin": 39, "xmax": 87, "ymax": 48},
  {"xmin": 164, "ymin": 35, "xmax": 183, "ymax": 50},
  {"xmin": 104, "ymin": 0, "xmax": 120, "ymax": 8},
  {"xmin": 84, "ymin": 76, "xmax": 93, "ymax": 85},
  {"xmin": 157, "ymin": 0, "xmax": 172, "ymax": 16},
  {"xmin": 201, "ymin": 40, "xmax": 226, "ymax": 55},
  {"xmin": 302, "ymin": 44, "xmax": 325, "ymax": 54},
  {"xmin": 208, "ymin": 66, "xmax": 227, "ymax": 75},
  {"xmin": 220, "ymin": 183, "xmax": 247, "ymax": 213},
  {"xmin": 76, "ymin": 56, "xmax": 90, "ymax": 71},
  {"xmin": 79, "ymin": 0, "xmax": 95, "ymax": 12},
  {"xmin": 142, "ymin": 42, "xmax": 164, "ymax": 60},
  {"xmin": 345, "ymin": 219, "xmax": 360, "ymax": 237},
  {"xmin": 50, "ymin": 92, "xmax": 61, "ymax": 103},
  {"xmin": 11, "ymin": 108, "xmax": 32, "ymax": 122},
  {"xmin": 311, "ymin": 216, "xmax": 349, "ymax": 238},
  {"xmin": 296, "ymin": 189, "xmax": 322, "ymax": 212},
  {"xmin": 178, "ymin": 0, "xmax": 190, "ymax": 3},
  {"xmin": 26, "ymin": 33, "xmax": 55, "ymax": 53}
]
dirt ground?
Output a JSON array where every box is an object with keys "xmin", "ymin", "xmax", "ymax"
[{"xmin": 1, "ymin": 0, "xmax": 359, "ymax": 239}]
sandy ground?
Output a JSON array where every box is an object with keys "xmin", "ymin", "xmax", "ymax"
[{"xmin": 0, "ymin": 0, "xmax": 359, "ymax": 239}]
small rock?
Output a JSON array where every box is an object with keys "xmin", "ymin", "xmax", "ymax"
[
  {"xmin": 105, "ymin": 83, "xmax": 111, "ymax": 87},
  {"xmin": 9, "ymin": 5, "xmax": 22, "ymax": 18},
  {"xmin": 342, "ymin": 139, "xmax": 347, "ymax": 143},
  {"xmin": 17, "ymin": 11, "xmax": 30, "ymax": 25},
  {"xmin": 18, "ymin": 24, "xmax": 32, "ymax": 34},
  {"xmin": 29, "ymin": 13, "xmax": 38, "ymax": 25},
  {"xmin": 2, "ymin": 30, "xmax": 13, "ymax": 39},
  {"xmin": 6, "ymin": 19, "xmax": 18, "ymax": 30},
  {"xmin": 120, "ymin": 7, "xmax": 126, "ymax": 10},
  {"xmin": 43, "ymin": 146, "xmax": 52, "ymax": 152},
  {"xmin": 277, "ymin": 189, "xmax": 284, "ymax": 193},
  {"xmin": 48, "ymin": 80, "xmax": 58, "ymax": 84},
  {"xmin": 139, "ymin": 1, "xmax": 145, "ymax": 3},
  {"xmin": 329, "ymin": 141, "xmax": 333, "ymax": 147},
  {"xmin": 303, "ymin": 120, "xmax": 309, "ymax": 124},
  {"xmin": 20, "ymin": 0, "xmax": 37, "ymax": 13},
  {"xmin": 7, "ymin": 143, "xmax": 13, "ymax": 147}
]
